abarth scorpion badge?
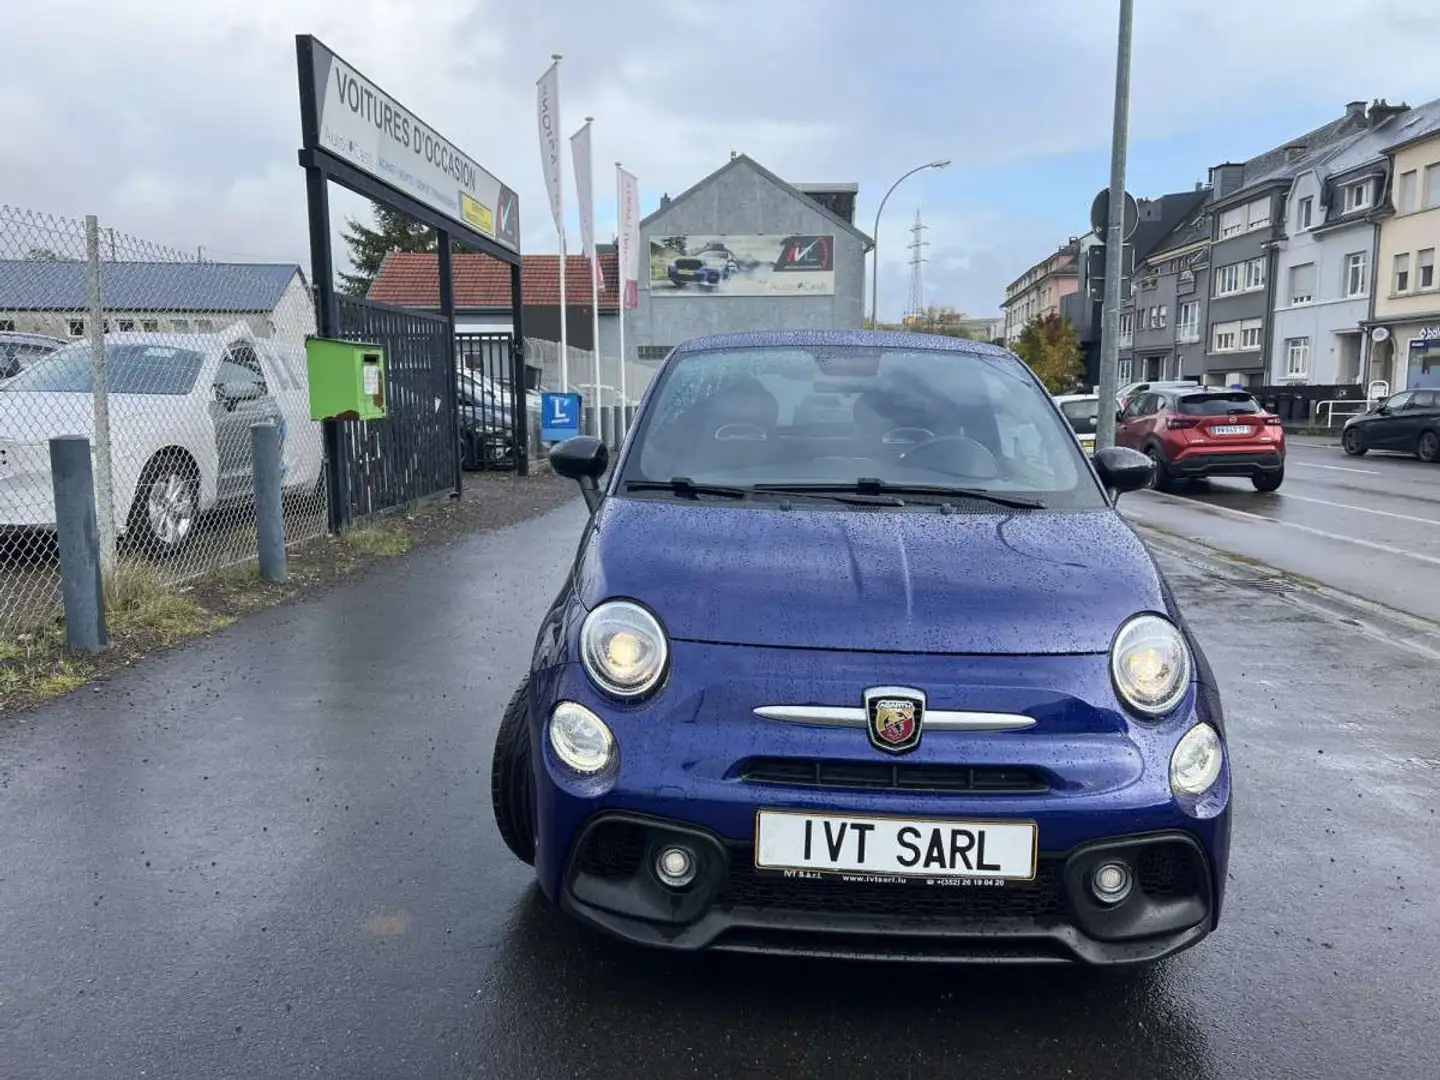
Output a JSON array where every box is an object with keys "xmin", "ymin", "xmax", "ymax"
[{"xmin": 864, "ymin": 686, "xmax": 926, "ymax": 754}]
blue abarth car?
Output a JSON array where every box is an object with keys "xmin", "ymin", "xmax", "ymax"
[{"xmin": 491, "ymin": 330, "xmax": 1231, "ymax": 965}]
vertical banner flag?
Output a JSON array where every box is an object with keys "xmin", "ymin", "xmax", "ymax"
[
  {"xmin": 617, "ymin": 166, "xmax": 641, "ymax": 310},
  {"xmin": 570, "ymin": 121, "xmax": 599, "ymax": 281},
  {"xmin": 536, "ymin": 56, "xmax": 568, "ymax": 390}
]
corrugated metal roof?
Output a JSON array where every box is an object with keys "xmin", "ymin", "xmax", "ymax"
[{"xmin": 0, "ymin": 260, "xmax": 302, "ymax": 312}]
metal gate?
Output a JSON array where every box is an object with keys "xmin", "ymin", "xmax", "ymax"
[
  {"xmin": 455, "ymin": 332, "xmax": 521, "ymax": 471},
  {"xmin": 336, "ymin": 295, "xmax": 457, "ymax": 519}
]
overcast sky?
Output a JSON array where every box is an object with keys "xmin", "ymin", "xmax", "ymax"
[{"xmin": 5, "ymin": 0, "xmax": 1437, "ymax": 321}]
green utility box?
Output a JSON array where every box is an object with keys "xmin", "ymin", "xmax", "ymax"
[{"xmin": 305, "ymin": 337, "xmax": 387, "ymax": 421}]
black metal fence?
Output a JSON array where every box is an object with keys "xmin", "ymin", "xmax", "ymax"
[
  {"xmin": 455, "ymin": 333, "xmax": 521, "ymax": 471},
  {"xmin": 1252, "ymin": 383, "xmax": 1367, "ymax": 426},
  {"xmin": 335, "ymin": 295, "xmax": 458, "ymax": 519}
]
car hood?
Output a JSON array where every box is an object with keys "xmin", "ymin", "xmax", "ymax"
[{"xmin": 576, "ymin": 496, "xmax": 1167, "ymax": 655}]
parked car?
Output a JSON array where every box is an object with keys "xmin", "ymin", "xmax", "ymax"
[
  {"xmin": 1341, "ymin": 389, "xmax": 1440, "ymax": 462},
  {"xmin": 1116, "ymin": 386, "xmax": 1284, "ymax": 492},
  {"xmin": 491, "ymin": 329, "xmax": 1230, "ymax": 966},
  {"xmin": 0, "ymin": 324, "xmax": 324, "ymax": 554},
  {"xmin": 1053, "ymin": 392, "xmax": 1098, "ymax": 455},
  {"xmin": 1116, "ymin": 379, "xmax": 1199, "ymax": 412},
  {"xmin": 0, "ymin": 331, "xmax": 66, "ymax": 384},
  {"xmin": 666, "ymin": 251, "xmax": 733, "ymax": 289}
]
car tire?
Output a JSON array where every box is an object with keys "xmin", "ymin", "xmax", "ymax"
[
  {"xmin": 491, "ymin": 675, "xmax": 536, "ymax": 866},
  {"xmin": 127, "ymin": 450, "xmax": 200, "ymax": 559},
  {"xmin": 1144, "ymin": 445, "xmax": 1172, "ymax": 492},
  {"xmin": 1418, "ymin": 430, "xmax": 1440, "ymax": 464},
  {"xmin": 1342, "ymin": 427, "xmax": 1367, "ymax": 456},
  {"xmin": 1252, "ymin": 468, "xmax": 1284, "ymax": 492}
]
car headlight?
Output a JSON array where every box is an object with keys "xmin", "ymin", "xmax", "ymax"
[
  {"xmin": 580, "ymin": 599, "xmax": 668, "ymax": 698},
  {"xmin": 549, "ymin": 701, "xmax": 615, "ymax": 774},
  {"xmin": 1110, "ymin": 613, "xmax": 1192, "ymax": 716},
  {"xmin": 1170, "ymin": 722, "xmax": 1223, "ymax": 796}
]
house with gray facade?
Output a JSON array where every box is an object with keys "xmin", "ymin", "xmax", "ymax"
[
  {"xmin": 1121, "ymin": 191, "xmax": 1212, "ymax": 383},
  {"xmin": 1269, "ymin": 99, "xmax": 1440, "ymax": 386},
  {"xmin": 626, "ymin": 154, "xmax": 872, "ymax": 368}
]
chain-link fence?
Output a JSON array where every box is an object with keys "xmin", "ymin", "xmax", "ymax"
[{"xmin": 0, "ymin": 205, "xmax": 328, "ymax": 636}]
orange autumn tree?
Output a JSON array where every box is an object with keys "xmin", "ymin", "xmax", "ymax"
[{"xmin": 1012, "ymin": 312, "xmax": 1084, "ymax": 394}]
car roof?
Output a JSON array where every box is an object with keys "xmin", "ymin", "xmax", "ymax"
[
  {"xmin": 1054, "ymin": 393, "xmax": 1098, "ymax": 403},
  {"xmin": 671, "ymin": 329, "xmax": 1013, "ymax": 357}
]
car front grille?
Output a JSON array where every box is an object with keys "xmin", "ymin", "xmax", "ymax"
[
  {"xmin": 576, "ymin": 820, "xmax": 649, "ymax": 878},
  {"xmin": 1137, "ymin": 840, "xmax": 1202, "ymax": 898},
  {"xmin": 739, "ymin": 758, "xmax": 1049, "ymax": 794}
]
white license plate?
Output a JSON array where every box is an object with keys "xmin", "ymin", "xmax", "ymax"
[
  {"xmin": 1211, "ymin": 425, "xmax": 1252, "ymax": 435},
  {"xmin": 754, "ymin": 810, "xmax": 1037, "ymax": 881}
]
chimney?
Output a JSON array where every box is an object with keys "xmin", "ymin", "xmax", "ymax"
[
  {"xmin": 1208, "ymin": 163, "xmax": 1245, "ymax": 200},
  {"xmin": 1346, "ymin": 100, "xmax": 1367, "ymax": 121},
  {"xmin": 1368, "ymin": 98, "xmax": 1411, "ymax": 126},
  {"xmin": 1284, "ymin": 141, "xmax": 1307, "ymax": 163}
]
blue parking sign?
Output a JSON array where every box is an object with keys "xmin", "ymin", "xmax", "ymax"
[{"xmin": 541, "ymin": 392, "xmax": 582, "ymax": 443}]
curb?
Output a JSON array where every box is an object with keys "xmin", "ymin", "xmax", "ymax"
[{"xmin": 1133, "ymin": 522, "xmax": 1440, "ymax": 661}]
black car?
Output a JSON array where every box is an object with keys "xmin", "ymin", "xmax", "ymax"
[{"xmin": 1342, "ymin": 389, "xmax": 1440, "ymax": 462}]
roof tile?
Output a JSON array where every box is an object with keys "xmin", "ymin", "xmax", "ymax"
[{"xmin": 369, "ymin": 252, "xmax": 620, "ymax": 311}]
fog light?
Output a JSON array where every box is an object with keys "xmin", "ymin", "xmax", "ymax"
[
  {"xmin": 1092, "ymin": 861, "xmax": 1133, "ymax": 905},
  {"xmin": 548, "ymin": 701, "xmax": 615, "ymax": 774},
  {"xmin": 654, "ymin": 845, "xmax": 697, "ymax": 888}
]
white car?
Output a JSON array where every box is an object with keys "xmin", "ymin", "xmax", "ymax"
[
  {"xmin": 1053, "ymin": 393, "xmax": 1099, "ymax": 456},
  {"xmin": 0, "ymin": 323, "xmax": 323, "ymax": 555}
]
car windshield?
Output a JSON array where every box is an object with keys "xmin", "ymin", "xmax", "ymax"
[
  {"xmin": 1059, "ymin": 398, "xmax": 1099, "ymax": 433},
  {"xmin": 1177, "ymin": 392, "xmax": 1261, "ymax": 416},
  {"xmin": 3, "ymin": 342, "xmax": 205, "ymax": 395},
  {"xmin": 621, "ymin": 343, "xmax": 1105, "ymax": 508}
]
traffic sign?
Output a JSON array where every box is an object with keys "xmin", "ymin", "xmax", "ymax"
[
  {"xmin": 541, "ymin": 392, "xmax": 582, "ymax": 443},
  {"xmin": 1090, "ymin": 189, "xmax": 1139, "ymax": 241}
]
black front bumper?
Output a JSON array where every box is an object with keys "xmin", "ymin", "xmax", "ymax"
[
  {"xmin": 559, "ymin": 813, "xmax": 1216, "ymax": 965},
  {"xmin": 1169, "ymin": 450, "xmax": 1283, "ymax": 479}
]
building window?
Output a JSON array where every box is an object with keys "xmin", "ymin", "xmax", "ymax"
[
  {"xmin": 1117, "ymin": 357, "xmax": 1133, "ymax": 383},
  {"xmin": 141, "ymin": 319, "xmax": 160, "ymax": 332},
  {"xmin": 1212, "ymin": 321, "xmax": 1238, "ymax": 352},
  {"xmin": 195, "ymin": 319, "xmax": 214, "ymax": 332},
  {"xmin": 1286, "ymin": 337, "xmax": 1310, "ymax": 378},
  {"xmin": 1345, "ymin": 252, "xmax": 1369, "ymax": 297},
  {"xmin": 1214, "ymin": 263, "xmax": 1242, "ymax": 297},
  {"xmin": 1219, "ymin": 207, "xmax": 1245, "ymax": 238},
  {"xmin": 636, "ymin": 345, "xmax": 671, "ymax": 361},
  {"xmin": 172, "ymin": 318, "xmax": 190, "ymax": 332},
  {"xmin": 116, "ymin": 319, "xmax": 136, "ymax": 331},
  {"xmin": 1177, "ymin": 301, "xmax": 1200, "ymax": 342},
  {"xmin": 1119, "ymin": 312, "xmax": 1134, "ymax": 345},
  {"xmin": 1399, "ymin": 170, "xmax": 1419, "ymax": 214},
  {"xmin": 68, "ymin": 319, "xmax": 85, "ymax": 337},
  {"xmin": 1343, "ymin": 180, "xmax": 1371, "ymax": 212},
  {"xmin": 1154, "ymin": 305, "xmax": 1167, "ymax": 329},
  {"xmin": 1245, "ymin": 196, "xmax": 1271, "ymax": 231},
  {"xmin": 1297, "ymin": 196, "xmax": 1313, "ymax": 230},
  {"xmin": 1426, "ymin": 163, "xmax": 1440, "ymax": 210},
  {"xmin": 1239, "ymin": 319, "xmax": 1263, "ymax": 351},
  {"xmin": 1243, "ymin": 257, "xmax": 1266, "ymax": 291},
  {"xmin": 1289, "ymin": 262, "xmax": 1316, "ymax": 304},
  {"xmin": 1395, "ymin": 253, "xmax": 1411, "ymax": 293},
  {"xmin": 1417, "ymin": 248, "xmax": 1436, "ymax": 290}
]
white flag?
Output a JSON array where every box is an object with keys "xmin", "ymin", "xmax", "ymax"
[
  {"xmin": 616, "ymin": 166, "xmax": 641, "ymax": 310},
  {"xmin": 570, "ymin": 121, "xmax": 598, "ymax": 283},
  {"xmin": 536, "ymin": 60, "xmax": 565, "ymax": 237}
]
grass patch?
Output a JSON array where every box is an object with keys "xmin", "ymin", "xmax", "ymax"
[
  {"xmin": 104, "ymin": 559, "xmax": 218, "ymax": 642},
  {"xmin": 344, "ymin": 526, "xmax": 412, "ymax": 557}
]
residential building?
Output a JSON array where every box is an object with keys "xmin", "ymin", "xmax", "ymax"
[
  {"xmin": 1060, "ymin": 231, "xmax": 1103, "ymax": 383},
  {"xmin": 1119, "ymin": 189, "xmax": 1212, "ymax": 383},
  {"xmin": 628, "ymin": 154, "xmax": 872, "ymax": 367},
  {"xmin": 1269, "ymin": 99, "xmax": 1439, "ymax": 387},
  {"xmin": 1003, "ymin": 242, "xmax": 1078, "ymax": 346},
  {"xmin": 1370, "ymin": 120, "xmax": 1440, "ymax": 391},
  {"xmin": 0, "ymin": 260, "xmax": 314, "ymax": 341},
  {"xmin": 1202, "ymin": 102, "xmax": 1377, "ymax": 387}
]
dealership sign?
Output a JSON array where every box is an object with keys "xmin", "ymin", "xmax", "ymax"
[
  {"xmin": 300, "ymin": 37, "xmax": 519, "ymax": 252},
  {"xmin": 649, "ymin": 234, "xmax": 835, "ymax": 297}
]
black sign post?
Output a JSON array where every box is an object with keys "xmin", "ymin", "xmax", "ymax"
[{"xmin": 294, "ymin": 34, "xmax": 528, "ymax": 530}]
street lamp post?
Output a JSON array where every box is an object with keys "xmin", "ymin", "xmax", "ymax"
[{"xmin": 870, "ymin": 158, "xmax": 951, "ymax": 327}]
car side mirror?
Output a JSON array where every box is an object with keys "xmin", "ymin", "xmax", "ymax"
[
  {"xmin": 1115, "ymin": 409, "xmax": 1125, "ymax": 424},
  {"xmin": 549, "ymin": 435, "xmax": 609, "ymax": 511},
  {"xmin": 1092, "ymin": 445, "xmax": 1153, "ymax": 503}
]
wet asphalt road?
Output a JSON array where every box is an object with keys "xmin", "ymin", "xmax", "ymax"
[
  {"xmin": 1122, "ymin": 436, "xmax": 1440, "ymax": 623},
  {"xmin": 3, "ymin": 497, "xmax": 1439, "ymax": 1079}
]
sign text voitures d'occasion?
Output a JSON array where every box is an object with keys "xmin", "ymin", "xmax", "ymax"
[{"xmin": 332, "ymin": 67, "xmax": 479, "ymax": 195}]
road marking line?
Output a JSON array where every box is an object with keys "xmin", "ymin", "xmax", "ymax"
[
  {"xmin": 1276, "ymin": 492, "xmax": 1440, "ymax": 526},
  {"xmin": 1289, "ymin": 462, "xmax": 1380, "ymax": 475},
  {"xmin": 1139, "ymin": 494, "xmax": 1440, "ymax": 568}
]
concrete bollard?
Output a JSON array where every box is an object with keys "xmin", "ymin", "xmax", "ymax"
[
  {"xmin": 251, "ymin": 422, "xmax": 288, "ymax": 583},
  {"xmin": 625, "ymin": 405, "xmax": 637, "ymax": 432},
  {"xmin": 609, "ymin": 405, "xmax": 623, "ymax": 447},
  {"xmin": 600, "ymin": 405, "xmax": 614, "ymax": 448},
  {"xmin": 49, "ymin": 436, "xmax": 107, "ymax": 651},
  {"xmin": 583, "ymin": 406, "xmax": 596, "ymax": 438}
]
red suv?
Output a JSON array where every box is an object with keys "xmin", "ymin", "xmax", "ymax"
[{"xmin": 1116, "ymin": 387, "xmax": 1285, "ymax": 491}]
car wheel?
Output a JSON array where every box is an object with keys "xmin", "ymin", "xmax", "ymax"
[
  {"xmin": 127, "ymin": 450, "xmax": 199, "ymax": 558},
  {"xmin": 1342, "ymin": 427, "xmax": 1367, "ymax": 456},
  {"xmin": 1252, "ymin": 467, "xmax": 1284, "ymax": 492},
  {"xmin": 491, "ymin": 675, "xmax": 536, "ymax": 865},
  {"xmin": 1145, "ymin": 446, "xmax": 1172, "ymax": 491},
  {"xmin": 1418, "ymin": 430, "xmax": 1440, "ymax": 464}
]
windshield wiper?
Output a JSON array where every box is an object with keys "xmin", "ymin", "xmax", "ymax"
[
  {"xmin": 754, "ymin": 479, "xmax": 1047, "ymax": 510},
  {"xmin": 625, "ymin": 477, "xmax": 750, "ymax": 499},
  {"xmin": 748, "ymin": 484, "xmax": 905, "ymax": 507}
]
